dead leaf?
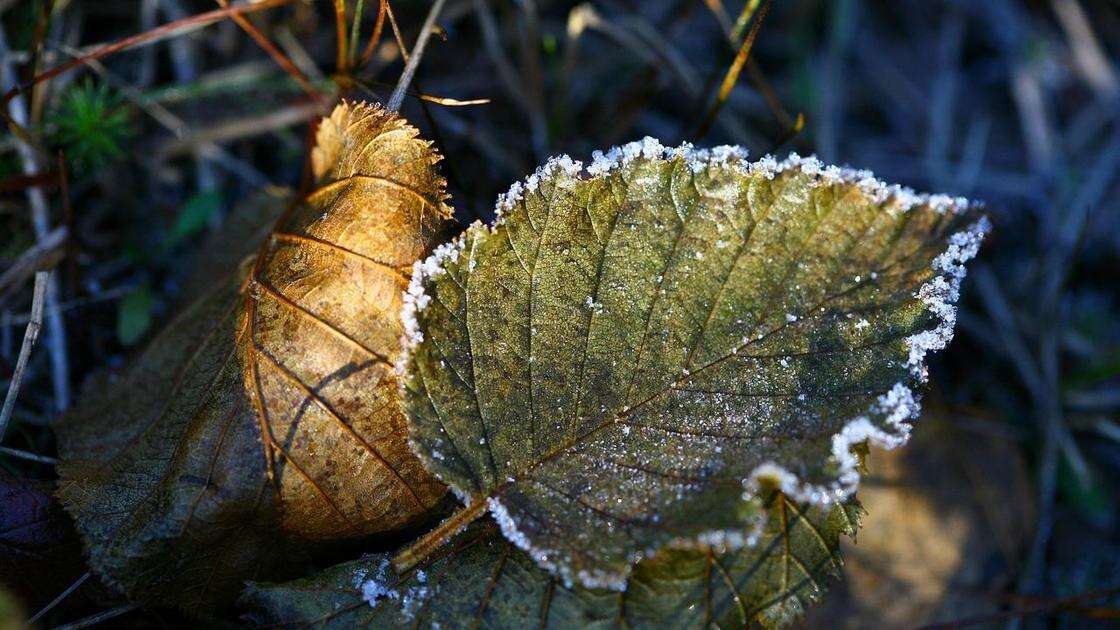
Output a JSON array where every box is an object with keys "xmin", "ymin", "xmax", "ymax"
[
  {"xmin": 55, "ymin": 101, "xmax": 452, "ymax": 609},
  {"xmin": 0, "ymin": 473, "xmax": 92, "ymax": 614}
]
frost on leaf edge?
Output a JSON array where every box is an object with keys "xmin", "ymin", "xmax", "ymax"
[{"xmin": 397, "ymin": 137, "xmax": 989, "ymax": 589}]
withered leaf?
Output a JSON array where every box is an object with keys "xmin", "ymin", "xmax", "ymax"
[
  {"xmin": 55, "ymin": 102, "xmax": 451, "ymax": 609},
  {"xmin": 0, "ymin": 473, "xmax": 91, "ymax": 613},
  {"xmin": 241, "ymin": 493, "xmax": 860, "ymax": 629},
  {"xmin": 399, "ymin": 141, "xmax": 988, "ymax": 589}
]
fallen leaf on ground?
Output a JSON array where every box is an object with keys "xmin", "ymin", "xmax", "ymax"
[
  {"xmin": 399, "ymin": 141, "xmax": 988, "ymax": 589},
  {"xmin": 242, "ymin": 493, "xmax": 859, "ymax": 628},
  {"xmin": 55, "ymin": 102, "xmax": 452, "ymax": 609}
]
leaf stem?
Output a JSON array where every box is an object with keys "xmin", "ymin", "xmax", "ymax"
[{"xmin": 393, "ymin": 496, "xmax": 488, "ymax": 573}]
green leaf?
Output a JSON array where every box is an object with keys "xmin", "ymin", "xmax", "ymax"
[
  {"xmin": 241, "ymin": 494, "xmax": 860, "ymax": 629},
  {"xmin": 399, "ymin": 141, "xmax": 988, "ymax": 588},
  {"xmin": 116, "ymin": 285, "xmax": 152, "ymax": 346},
  {"xmin": 167, "ymin": 190, "xmax": 223, "ymax": 248}
]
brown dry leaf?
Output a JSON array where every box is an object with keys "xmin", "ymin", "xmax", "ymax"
[{"xmin": 55, "ymin": 101, "xmax": 452, "ymax": 609}]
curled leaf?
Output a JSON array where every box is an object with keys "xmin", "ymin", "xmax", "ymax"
[
  {"xmin": 241, "ymin": 493, "xmax": 860, "ymax": 629},
  {"xmin": 399, "ymin": 140, "xmax": 988, "ymax": 588},
  {"xmin": 55, "ymin": 102, "xmax": 452, "ymax": 608}
]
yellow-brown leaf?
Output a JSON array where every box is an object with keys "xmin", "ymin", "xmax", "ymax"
[{"xmin": 55, "ymin": 102, "xmax": 451, "ymax": 609}]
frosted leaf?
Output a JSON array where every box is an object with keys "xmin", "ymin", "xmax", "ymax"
[
  {"xmin": 241, "ymin": 496, "xmax": 861, "ymax": 628},
  {"xmin": 400, "ymin": 143, "xmax": 987, "ymax": 589}
]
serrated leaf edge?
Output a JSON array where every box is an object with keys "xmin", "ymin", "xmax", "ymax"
[{"xmin": 397, "ymin": 139, "xmax": 989, "ymax": 589}]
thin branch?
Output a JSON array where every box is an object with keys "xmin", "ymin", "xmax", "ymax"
[
  {"xmin": 387, "ymin": 0, "xmax": 447, "ymax": 112},
  {"xmin": 358, "ymin": 0, "xmax": 389, "ymax": 68},
  {"xmin": 334, "ymin": 0, "xmax": 349, "ymax": 72},
  {"xmin": 0, "ymin": 272, "xmax": 48, "ymax": 442},
  {"xmin": 212, "ymin": 0, "xmax": 321, "ymax": 100},
  {"xmin": 155, "ymin": 101, "xmax": 324, "ymax": 160},
  {"xmin": 0, "ymin": 26, "xmax": 70, "ymax": 411},
  {"xmin": 2, "ymin": 0, "xmax": 296, "ymax": 106},
  {"xmin": 53, "ymin": 603, "xmax": 141, "ymax": 630},
  {"xmin": 0, "ymin": 226, "xmax": 66, "ymax": 302},
  {"xmin": 348, "ymin": 0, "xmax": 367, "ymax": 68},
  {"xmin": 28, "ymin": 571, "xmax": 89, "ymax": 625},
  {"xmin": 0, "ymin": 445, "xmax": 57, "ymax": 464}
]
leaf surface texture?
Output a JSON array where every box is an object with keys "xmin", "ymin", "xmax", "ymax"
[{"xmin": 401, "ymin": 143, "xmax": 987, "ymax": 588}]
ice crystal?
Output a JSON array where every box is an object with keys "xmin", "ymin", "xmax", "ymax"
[{"xmin": 359, "ymin": 559, "xmax": 399, "ymax": 608}]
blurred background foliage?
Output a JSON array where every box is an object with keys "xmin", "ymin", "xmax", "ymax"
[{"xmin": 0, "ymin": 0, "xmax": 1118, "ymax": 627}]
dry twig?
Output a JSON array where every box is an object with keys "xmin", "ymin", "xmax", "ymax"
[
  {"xmin": 0, "ymin": 272, "xmax": 49, "ymax": 447},
  {"xmin": 0, "ymin": 226, "xmax": 67, "ymax": 302},
  {"xmin": 0, "ymin": 27, "xmax": 70, "ymax": 411},
  {"xmin": 387, "ymin": 0, "xmax": 447, "ymax": 112}
]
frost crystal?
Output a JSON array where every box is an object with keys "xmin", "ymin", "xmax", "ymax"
[
  {"xmin": 355, "ymin": 557, "xmax": 433, "ymax": 619},
  {"xmin": 499, "ymin": 154, "xmax": 583, "ymax": 214},
  {"xmin": 399, "ymin": 583, "xmax": 432, "ymax": 620},
  {"xmin": 359, "ymin": 559, "xmax": 399, "ymax": 608},
  {"xmin": 904, "ymin": 217, "xmax": 991, "ymax": 380},
  {"xmin": 397, "ymin": 227, "xmax": 475, "ymax": 376},
  {"xmin": 487, "ymin": 496, "xmax": 536, "ymax": 559},
  {"xmin": 694, "ymin": 529, "xmax": 747, "ymax": 553}
]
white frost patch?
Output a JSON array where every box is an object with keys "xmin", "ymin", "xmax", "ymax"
[
  {"xmin": 904, "ymin": 217, "xmax": 991, "ymax": 380},
  {"xmin": 744, "ymin": 383, "xmax": 920, "ymax": 504},
  {"xmin": 398, "ymin": 583, "xmax": 431, "ymax": 621},
  {"xmin": 397, "ymin": 226, "xmax": 477, "ymax": 376},
  {"xmin": 489, "ymin": 495, "xmax": 630, "ymax": 590},
  {"xmin": 355, "ymin": 558, "xmax": 434, "ymax": 620},
  {"xmin": 488, "ymin": 496, "xmax": 532, "ymax": 554},
  {"xmin": 358, "ymin": 559, "xmax": 400, "ymax": 608},
  {"xmin": 487, "ymin": 496, "xmax": 574, "ymax": 586},
  {"xmin": 695, "ymin": 529, "xmax": 747, "ymax": 552},
  {"xmin": 497, "ymin": 154, "xmax": 583, "ymax": 217},
  {"xmin": 573, "ymin": 140, "xmax": 975, "ymax": 215},
  {"xmin": 588, "ymin": 137, "xmax": 666, "ymax": 176}
]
